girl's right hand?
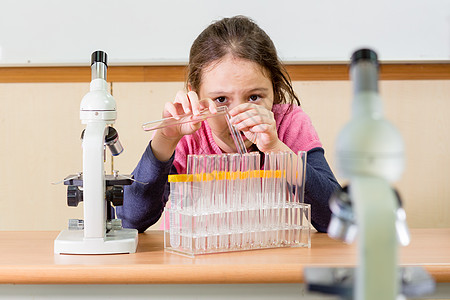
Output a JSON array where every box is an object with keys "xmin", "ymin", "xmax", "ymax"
[{"xmin": 158, "ymin": 91, "xmax": 217, "ymax": 140}]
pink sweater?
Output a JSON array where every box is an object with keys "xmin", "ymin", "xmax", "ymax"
[{"xmin": 173, "ymin": 104, "xmax": 322, "ymax": 174}]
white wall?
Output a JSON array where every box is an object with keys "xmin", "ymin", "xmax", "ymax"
[{"xmin": 0, "ymin": 0, "xmax": 449, "ymax": 66}]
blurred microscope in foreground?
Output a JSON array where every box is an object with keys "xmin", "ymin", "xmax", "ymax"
[
  {"xmin": 54, "ymin": 51, "xmax": 138, "ymax": 254},
  {"xmin": 305, "ymin": 49, "xmax": 434, "ymax": 299}
]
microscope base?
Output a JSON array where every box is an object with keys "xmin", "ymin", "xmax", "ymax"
[
  {"xmin": 54, "ymin": 228, "xmax": 138, "ymax": 255},
  {"xmin": 305, "ymin": 266, "xmax": 435, "ymax": 298}
]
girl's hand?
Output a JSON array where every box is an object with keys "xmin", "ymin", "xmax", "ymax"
[
  {"xmin": 159, "ymin": 91, "xmax": 217, "ymax": 140},
  {"xmin": 228, "ymin": 103, "xmax": 282, "ymax": 153}
]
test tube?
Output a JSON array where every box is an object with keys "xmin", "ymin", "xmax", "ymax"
[
  {"xmin": 276, "ymin": 152, "xmax": 288, "ymax": 246},
  {"xmin": 296, "ymin": 151, "xmax": 307, "ymax": 204},
  {"xmin": 244, "ymin": 152, "xmax": 261, "ymax": 248},
  {"xmin": 179, "ymin": 174, "xmax": 192, "ymax": 252},
  {"xmin": 185, "ymin": 154, "xmax": 201, "ymax": 252},
  {"xmin": 240, "ymin": 153, "xmax": 251, "ymax": 248},
  {"xmin": 225, "ymin": 114, "xmax": 247, "ymax": 155},
  {"xmin": 205, "ymin": 154, "xmax": 218, "ymax": 251},
  {"xmin": 262, "ymin": 152, "xmax": 273, "ymax": 246},
  {"xmin": 218, "ymin": 154, "xmax": 229, "ymax": 250},
  {"xmin": 293, "ymin": 151, "xmax": 307, "ymax": 244},
  {"xmin": 250, "ymin": 152, "xmax": 262, "ymax": 248},
  {"xmin": 169, "ymin": 183, "xmax": 181, "ymax": 249},
  {"xmin": 198, "ymin": 155, "xmax": 208, "ymax": 252},
  {"xmin": 285, "ymin": 151, "xmax": 295, "ymax": 245},
  {"xmin": 276, "ymin": 152, "xmax": 286, "ymax": 245},
  {"xmin": 227, "ymin": 153, "xmax": 242, "ymax": 249}
]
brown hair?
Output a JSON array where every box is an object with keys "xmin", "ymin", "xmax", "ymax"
[{"xmin": 186, "ymin": 15, "xmax": 300, "ymax": 106}]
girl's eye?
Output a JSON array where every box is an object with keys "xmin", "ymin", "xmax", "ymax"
[
  {"xmin": 215, "ymin": 97, "xmax": 227, "ymax": 104},
  {"xmin": 249, "ymin": 95, "xmax": 260, "ymax": 102}
]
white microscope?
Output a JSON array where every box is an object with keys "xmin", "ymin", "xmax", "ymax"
[
  {"xmin": 54, "ymin": 51, "xmax": 138, "ymax": 254},
  {"xmin": 304, "ymin": 49, "xmax": 434, "ymax": 299}
]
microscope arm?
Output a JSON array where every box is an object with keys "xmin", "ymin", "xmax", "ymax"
[
  {"xmin": 82, "ymin": 121, "xmax": 107, "ymax": 239},
  {"xmin": 351, "ymin": 175, "xmax": 398, "ymax": 299}
]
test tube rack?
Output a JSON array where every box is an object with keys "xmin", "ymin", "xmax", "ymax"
[{"xmin": 164, "ymin": 151, "xmax": 311, "ymax": 256}]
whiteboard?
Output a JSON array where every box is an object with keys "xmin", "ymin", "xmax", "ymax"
[{"xmin": 0, "ymin": 0, "xmax": 449, "ymax": 66}]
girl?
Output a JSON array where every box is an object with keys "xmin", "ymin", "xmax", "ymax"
[{"xmin": 116, "ymin": 16, "xmax": 340, "ymax": 233}]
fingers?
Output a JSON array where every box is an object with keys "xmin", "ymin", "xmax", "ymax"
[
  {"xmin": 172, "ymin": 91, "xmax": 218, "ymax": 116},
  {"xmin": 165, "ymin": 91, "xmax": 201, "ymax": 119},
  {"xmin": 163, "ymin": 90, "xmax": 220, "ymax": 131},
  {"xmin": 185, "ymin": 91, "xmax": 218, "ymax": 116},
  {"xmin": 173, "ymin": 90, "xmax": 194, "ymax": 116},
  {"xmin": 228, "ymin": 103, "xmax": 269, "ymax": 117},
  {"xmin": 163, "ymin": 101, "xmax": 183, "ymax": 119},
  {"xmin": 187, "ymin": 91, "xmax": 201, "ymax": 115},
  {"xmin": 246, "ymin": 123, "xmax": 272, "ymax": 133},
  {"xmin": 229, "ymin": 104, "xmax": 274, "ymax": 132},
  {"xmin": 243, "ymin": 131, "xmax": 258, "ymax": 144},
  {"xmin": 198, "ymin": 98, "xmax": 218, "ymax": 114}
]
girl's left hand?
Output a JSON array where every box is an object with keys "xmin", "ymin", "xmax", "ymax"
[{"xmin": 228, "ymin": 103, "xmax": 281, "ymax": 152}]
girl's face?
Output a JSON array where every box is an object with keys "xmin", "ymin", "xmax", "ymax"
[{"xmin": 197, "ymin": 54, "xmax": 274, "ymax": 153}]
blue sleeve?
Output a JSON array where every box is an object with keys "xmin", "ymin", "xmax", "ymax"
[
  {"xmin": 116, "ymin": 141, "xmax": 176, "ymax": 233},
  {"xmin": 305, "ymin": 147, "xmax": 341, "ymax": 233}
]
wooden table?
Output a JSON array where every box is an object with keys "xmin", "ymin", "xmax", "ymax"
[{"xmin": 0, "ymin": 229, "xmax": 448, "ymax": 299}]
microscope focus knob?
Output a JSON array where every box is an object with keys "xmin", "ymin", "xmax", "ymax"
[
  {"xmin": 106, "ymin": 185, "xmax": 124, "ymax": 206},
  {"xmin": 67, "ymin": 186, "xmax": 83, "ymax": 207}
]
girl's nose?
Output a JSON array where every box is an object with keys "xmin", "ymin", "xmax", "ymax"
[{"xmin": 232, "ymin": 98, "xmax": 247, "ymax": 108}]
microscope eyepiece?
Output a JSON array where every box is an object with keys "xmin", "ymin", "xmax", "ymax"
[
  {"xmin": 350, "ymin": 48, "xmax": 378, "ymax": 68},
  {"xmin": 91, "ymin": 51, "xmax": 108, "ymax": 67},
  {"xmin": 90, "ymin": 51, "xmax": 108, "ymax": 80}
]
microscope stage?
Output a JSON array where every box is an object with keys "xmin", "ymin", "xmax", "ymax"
[{"xmin": 64, "ymin": 174, "xmax": 133, "ymax": 186}]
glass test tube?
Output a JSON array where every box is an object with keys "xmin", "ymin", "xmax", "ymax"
[
  {"xmin": 240, "ymin": 153, "xmax": 250, "ymax": 248},
  {"xmin": 277, "ymin": 152, "xmax": 287, "ymax": 245},
  {"xmin": 294, "ymin": 151, "xmax": 307, "ymax": 244},
  {"xmin": 169, "ymin": 181, "xmax": 181, "ymax": 249},
  {"xmin": 218, "ymin": 154, "xmax": 229, "ymax": 250},
  {"xmin": 225, "ymin": 114, "xmax": 247, "ymax": 155},
  {"xmin": 251, "ymin": 152, "xmax": 262, "ymax": 247},
  {"xmin": 285, "ymin": 151, "xmax": 295, "ymax": 245},
  {"xmin": 199, "ymin": 155, "xmax": 208, "ymax": 252},
  {"xmin": 296, "ymin": 151, "xmax": 307, "ymax": 204},
  {"xmin": 206, "ymin": 154, "xmax": 218, "ymax": 251},
  {"xmin": 183, "ymin": 154, "xmax": 199, "ymax": 252},
  {"xmin": 275, "ymin": 152, "xmax": 286, "ymax": 246},
  {"xmin": 227, "ymin": 153, "xmax": 242, "ymax": 249},
  {"xmin": 243, "ymin": 152, "xmax": 261, "ymax": 248},
  {"xmin": 262, "ymin": 153, "xmax": 272, "ymax": 246}
]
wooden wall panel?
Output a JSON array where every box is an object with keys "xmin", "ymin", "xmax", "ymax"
[{"xmin": 0, "ymin": 64, "xmax": 449, "ymax": 83}]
